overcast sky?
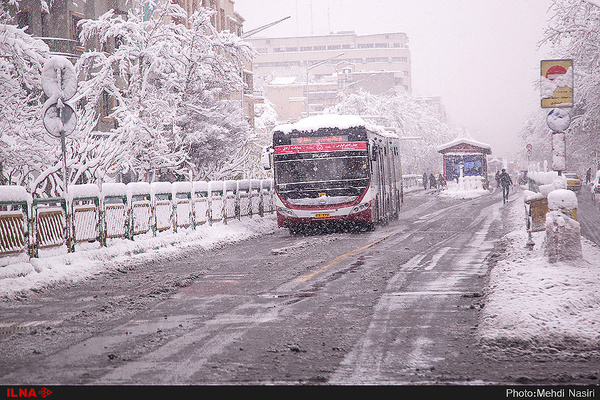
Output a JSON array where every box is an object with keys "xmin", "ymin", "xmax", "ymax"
[{"xmin": 234, "ymin": 0, "xmax": 554, "ymax": 158}]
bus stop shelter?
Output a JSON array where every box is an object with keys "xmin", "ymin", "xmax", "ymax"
[{"xmin": 437, "ymin": 136, "xmax": 492, "ymax": 184}]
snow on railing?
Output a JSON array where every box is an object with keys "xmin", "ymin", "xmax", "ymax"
[{"xmin": 0, "ymin": 179, "xmax": 275, "ymax": 259}]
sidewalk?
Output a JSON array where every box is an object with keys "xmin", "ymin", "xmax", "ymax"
[{"xmin": 478, "ymin": 190, "xmax": 600, "ymax": 353}]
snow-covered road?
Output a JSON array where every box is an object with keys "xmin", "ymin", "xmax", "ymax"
[{"xmin": 1, "ymin": 188, "xmax": 599, "ymax": 356}]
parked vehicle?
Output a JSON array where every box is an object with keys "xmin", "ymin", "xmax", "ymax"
[{"xmin": 564, "ymin": 172, "xmax": 581, "ymax": 192}]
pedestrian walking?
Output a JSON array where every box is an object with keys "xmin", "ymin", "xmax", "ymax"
[
  {"xmin": 429, "ymin": 173, "xmax": 437, "ymax": 189},
  {"xmin": 495, "ymin": 170, "xmax": 501, "ymax": 189},
  {"xmin": 422, "ymin": 172, "xmax": 428, "ymax": 190},
  {"xmin": 586, "ymin": 168, "xmax": 592, "ymax": 184},
  {"xmin": 499, "ymin": 168, "xmax": 512, "ymax": 204},
  {"xmin": 438, "ymin": 174, "xmax": 446, "ymax": 189}
]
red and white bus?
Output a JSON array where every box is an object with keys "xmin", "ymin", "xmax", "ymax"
[{"xmin": 262, "ymin": 115, "xmax": 403, "ymax": 233}]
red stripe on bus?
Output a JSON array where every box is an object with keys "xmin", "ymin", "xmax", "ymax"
[{"xmin": 274, "ymin": 142, "xmax": 367, "ymax": 154}]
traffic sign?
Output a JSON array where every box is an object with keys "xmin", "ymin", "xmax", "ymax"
[
  {"xmin": 43, "ymin": 101, "xmax": 77, "ymax": 137},
  {"xmin": 41, "ymin": 56, "xmax": 77, "ymax": 101},
  {"xmin": 541, "ymin": 59, "xmax": 573, "ymax": 108},
  {"xmin": 547, "ymin": 108, "xmax": 571, "ymax": 132}
]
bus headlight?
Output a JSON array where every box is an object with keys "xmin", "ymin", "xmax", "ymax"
[
  {"xmin": 277, "ymin": 206, "xmax": 297, "ymax": 218},
  {"xmin": 350, "ymin": 201, "xmax": 371, "ymax": 214}
]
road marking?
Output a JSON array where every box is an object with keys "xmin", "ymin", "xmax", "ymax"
[
  {"xmin": 295, "ymin": 234, "xmax": 392, "ymax": 282},
  {"xmin": 424, "ymin": 247, "xmax": 451, "ymax": 270},
  {"xmin": 0, "ymin": 320, "xmax": 63, "ymax": 334}
]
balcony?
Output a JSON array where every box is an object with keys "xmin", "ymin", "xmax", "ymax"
[{"xmin": 38, "ymin": 37, "xmax": 83, "ymax": 59}]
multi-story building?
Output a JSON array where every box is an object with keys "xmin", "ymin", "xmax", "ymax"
[
  {"xmin": 248, "ymin": 31, "xmax": 412, "ymax": 121},
  {"xmin": 9, "ymin": 0, "xmax": 254, "ymax": 127}
]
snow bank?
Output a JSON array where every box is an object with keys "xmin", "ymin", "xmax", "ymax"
[
  {"xmin": 547, "ymin": 188, "xmax": 577, "ymax": 210},
  {"xmin": 523, "ymin": 189, "xmax": 544, "ymax": 202},
  {"xmin": 193, "ymin": 181, "xmax": 209, "ymax": 194},
  {"xmin": 0, "ymin": 186, "xmax": 31, "ymax": 204},
  {"xmin": 126, "ymin": 182, "xmax": 151, "ymax": 201},
  {"xmin": 529, "ymin": 171, "xmax": 567, "ymax": 197},
  {"xmin": 101, "ymin": 182, "xmax": 127, "ymax": 198},
  {"xmin": 528, "ymin": 170, "xmax": 560, "ymax": 185},
  {"xmin": 0, "ymin": 216, "xmax": 277, "ymax": 297},
  {"xmin": 67, "ymin": 183, "xmax": 100, "ymax": 200},
  {"xmin": 479, "ymin": 192, "xmax": 600, "ymax": 353},
  {"xmin": 172, "ymin": 181, "xmax": 192, "ymax": 195},
  {"xmin": 439, "ymin": 176, "xmax": 489, "ymax": 199}
]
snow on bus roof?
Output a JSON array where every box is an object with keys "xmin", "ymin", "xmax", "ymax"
[{"xmin": 274, "ymin": 114, "xmax": 367, "ymax": 133}]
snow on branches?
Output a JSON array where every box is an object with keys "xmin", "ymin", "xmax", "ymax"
[
  {"xmin": 523, "ymin": 0, "xmax": 600, "ymax": 172},
  {"xmin": 328, "ymin": 90, "xmax": 456, "ymax": 174},
  {"xmin": 0, "ymin": 6, "xmax": 53, "ymax": 190},
  {"xmin": 76, "ymin": 1, "xmax": 255, "ymax": 182}
]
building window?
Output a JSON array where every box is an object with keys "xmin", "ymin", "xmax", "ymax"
[
  {"xmin": 16, "ymin": 11, "xmax": 30, "ymax": 34},
  {"xmin": 102, "ymin": 91, "xmax": 113, "ymax": 119},
  {"xmin": 72, "ymin": 13, "xmax": 83, "ymax": 45}
]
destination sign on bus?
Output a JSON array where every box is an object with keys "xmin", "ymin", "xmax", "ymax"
[
  {"xmin": 294, "ymin": 135, "xmax": 349, "ymax": 144},
  {"xmin": 274, "ymin": 141, "xmax": 367, "ymax": 154}
]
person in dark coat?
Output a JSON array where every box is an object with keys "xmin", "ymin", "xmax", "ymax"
[
  {"xmin": 586, "ymin": 168, "xmax": 592, "ymax": 184},
  {"xmin": 422, "ymin": 172, "xmax": 428, "ymax": 189},
  {"xmin": 438, "ymin": 174, "xmax": 446, "ymax": 188},
  {"xmin": 499, "ymin": 169, "xmax": 512, "ymax": 204},
  {"xmin": 429, "ymin": 173, "xmax": 437, "ymax": 189}
]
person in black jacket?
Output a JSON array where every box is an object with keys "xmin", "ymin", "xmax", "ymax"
[
  {"xmin": 499, "ymin": 169, "xmax": 512, "ymax": 204},
  {"xmin": 429, "ymin": 173, "xmax": 437, "ymax": 189}
]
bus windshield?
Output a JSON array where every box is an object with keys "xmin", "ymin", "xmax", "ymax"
[{"xmin": 275, "ymin": 154, "xmax": 369, "ymax": 185}]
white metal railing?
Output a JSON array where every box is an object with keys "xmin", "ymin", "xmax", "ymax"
[{"xmin": 0, "ymin": 179, "xmax": 275, "ymax": 258}]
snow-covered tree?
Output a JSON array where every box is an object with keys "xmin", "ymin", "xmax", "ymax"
[
  {"xmin": 77, "ymin": 1, "xmax": 255, "ymax": 182},
  {"xmin": 534, "ymin": 0, "xmax": 600, "ymax": 172},
  {"xmin": 241, "ymin": 98, "xmax": 277, "ymax": 179},
  {"xmin": 327, "ymin": 91, "xmax": 456, "ymax": 174},
  {"xmin": 0, "ymin": 2, "xmax": 53, "ymax": 190},
  {"xmin": 520, "ymin": 110, "xmax": 553, "ymax": 169}
]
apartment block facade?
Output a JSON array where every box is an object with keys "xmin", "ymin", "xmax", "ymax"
[{"xmin": 248, "ymin": 31, "xmax": 412, "ymax": 121}]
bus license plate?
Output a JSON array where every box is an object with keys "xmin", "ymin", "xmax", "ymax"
[{"xmin": 314, "ymin": 213, "xmax": 330, "ymax": 218}]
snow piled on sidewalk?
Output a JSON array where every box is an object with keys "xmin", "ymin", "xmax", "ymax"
[
  {"xmin": 478, "ymin": 192, "xmax": 600, "ymax": 352},
  {"xmin": 0, "ymin": 216, "xmax": 277, "ymax": 298}
]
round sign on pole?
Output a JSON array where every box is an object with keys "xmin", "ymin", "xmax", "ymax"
[
  {"xmin": 547, "ymin": 108, "xmax": 571, "ymax": 132},
  {"xmin": 43, "ymin": 102, "xmax": 77, "ymax": 137},
  {"xmin": 42, "ymin": 56, "xmax": 77, "ymax": 101}
]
